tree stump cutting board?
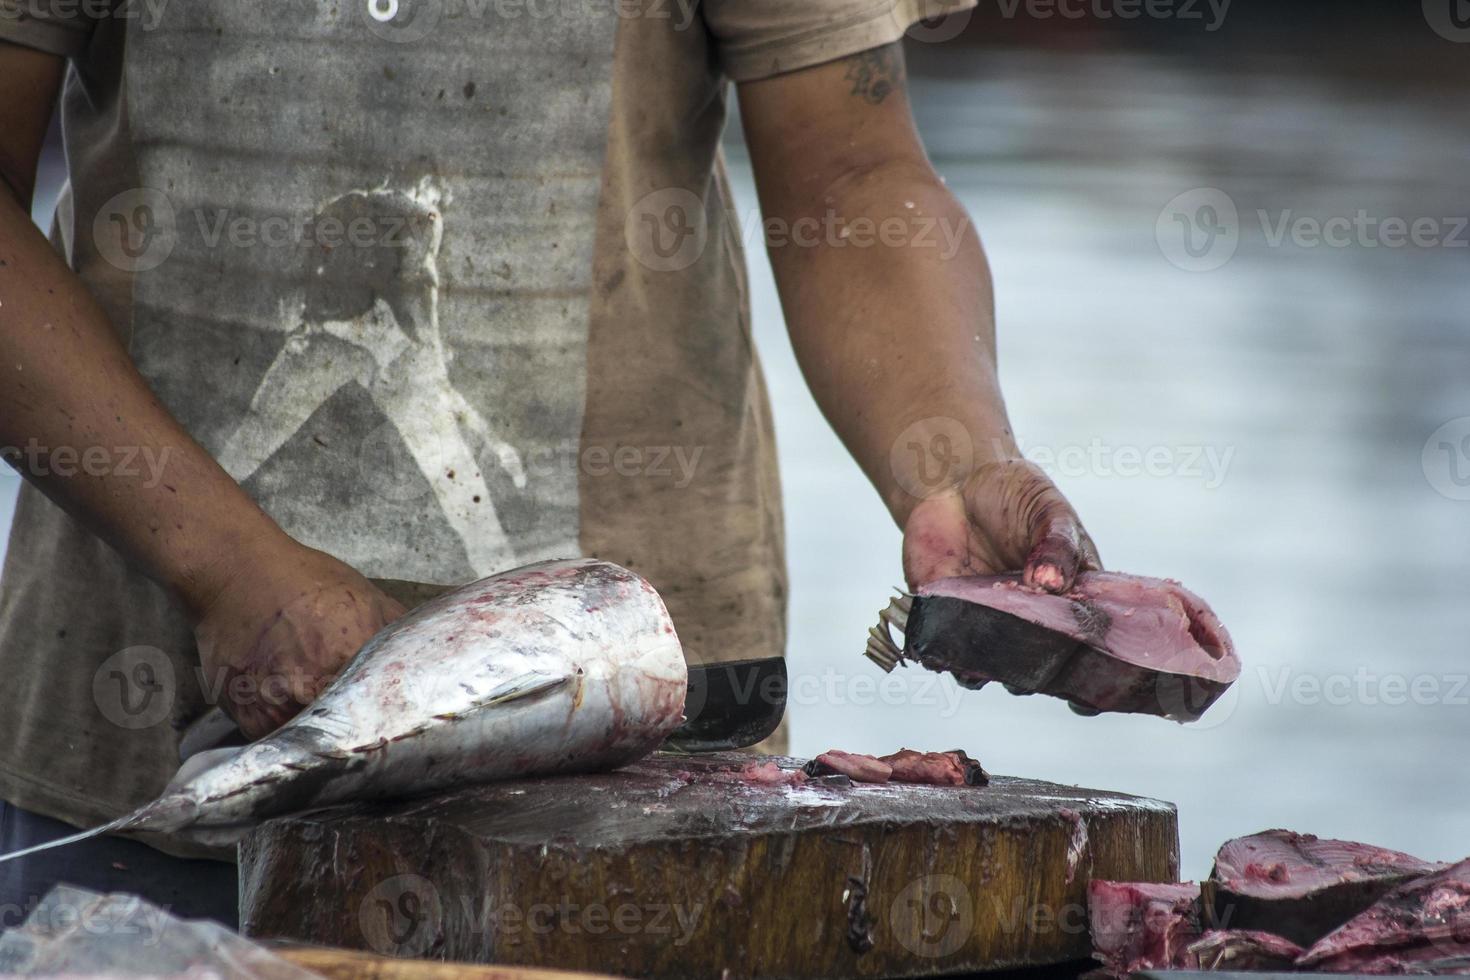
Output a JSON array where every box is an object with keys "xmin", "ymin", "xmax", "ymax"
[{"xmin": 239, "ymin": 753, "xmax": 1177, "ymax": 978}]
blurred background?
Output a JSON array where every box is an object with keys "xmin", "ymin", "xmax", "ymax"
[{"xmin": 5, "ymin": 1, "xmax": 1467, "ymax": 876}]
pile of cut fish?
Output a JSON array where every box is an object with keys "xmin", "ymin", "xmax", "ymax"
[{"xmin": 1089, "ymin": 829, "xmax": 1470, "ymax": 975}]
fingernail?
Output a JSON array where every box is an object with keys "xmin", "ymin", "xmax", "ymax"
[{"xmin": 1029, "ymin": 562, "xmax": 1065, "ymax": 592}]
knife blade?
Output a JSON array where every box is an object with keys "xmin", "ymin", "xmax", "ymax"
[{"xmin": 663, "ymin": 656, "xmax": 787, "ymax": 753}]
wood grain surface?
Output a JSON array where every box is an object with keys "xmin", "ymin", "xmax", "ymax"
[
  {"xmin": 274, "ymin": 944, "xmax": 618, "ymax": 980},
  {"xmin": 240, "ymin": 753, "xmax": 1178, "ymax": 978}
]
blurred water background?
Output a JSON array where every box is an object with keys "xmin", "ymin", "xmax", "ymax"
[{"xmin": 3, "ymin": 4, "xmax": 1467, "ymax": 877}]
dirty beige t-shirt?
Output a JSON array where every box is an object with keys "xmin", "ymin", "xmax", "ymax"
[{"xmin": 0, "ymin": 0, "xmax": 972, "ymax": 854}]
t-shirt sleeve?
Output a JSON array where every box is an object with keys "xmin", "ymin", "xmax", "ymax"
[
  {"xmin": 0, "ymin": 0, "xmax": 99, "ymax": 58},
  {"xmin": 702, "ymin": 0, "xmax": 977, "ymax": 82}
]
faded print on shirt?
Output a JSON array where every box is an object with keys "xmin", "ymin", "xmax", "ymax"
[{"xmin": 119, "ymin": 0, "xmax": 617, "ymax": 583}]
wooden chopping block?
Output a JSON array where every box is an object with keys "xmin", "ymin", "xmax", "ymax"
[
  {"xmin": 239, "ymin": 753, "xmax": 1177, "ymax": 979},
  {"xmin": 273, "ymin": 944, "xmax": 618, "ymax": 979}
]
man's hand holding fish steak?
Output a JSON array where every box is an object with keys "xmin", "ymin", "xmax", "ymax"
[{"xmin": 741, "ymin": 46, "xmax": 1098, "ymax": 593}]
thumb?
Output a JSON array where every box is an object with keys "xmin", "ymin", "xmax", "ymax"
[
  {"xmin": 901, "ymin": 491, "xmax": 971, "ymax": 590},
  {"xmin": 1021, "ymin": 491, "xmax": 1098, "ymax": 594}
]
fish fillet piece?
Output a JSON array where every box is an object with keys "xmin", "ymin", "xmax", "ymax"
[
  {"xmin": 1203, "ymin": 828, "xmax": 1445, "ymax": 947},
  {"xmin": 1298, "ymin": 857, "xmax": 1470, "ymax": 974},
  {"xmin": 871, "ymin": 571, "xmax": 1239, "ymax": 721},
  {"xmin": 1087, "ymin": 880, "xmax": 1203, "ymax": 976},
  {"xmin": 682, "ymin": 761, "xmax": 812, "ymax": 788},
  {"xmin": 800, "ymin": 748, "xmax": 989, "ymax": 786},
  {"xmin": 879, "ymin": 749, "xmax": 989, "ymax": 786},
  {"xmin": 804, "ymin": 750, "xmax": 893, "ymax": 783}
]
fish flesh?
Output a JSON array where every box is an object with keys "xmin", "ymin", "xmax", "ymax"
[
  {"xmin": 705, "ymin": 760, "xmax": 811, "ymax": 787},
  {"xmin": 1087, "ymin": 886, "xmax": 1307, "ymax": 974},
  {"xmin": 1298, "ymin": 857, "xmax": 1470, "ymax": 974},
  {"xmin": 879, "ymin": 748, "xmax": 989, "ymax": 786},
  {"xmin": 805, "ymin": 749, "xmax": 894, "ymax": 783},
  {"xmin": 866, "ymin": 571, "xmax": 1238, "ymax": 721},
  {"xmin": 1087, "ymin": 880, "xmax": 1203, "ymax": 976},
  {"xmin": 1091, "ymin": 833, "xmax": 1469, "ymax": 975},
  {"xmin": 1185, "ymin": 929, "xmax": 1305, "ymax": 970},
  {"xmin": 0, "ymin": 559, "xmax": 687, "ymax": 862},
  {"xmin": 1203, "ymin": 828, "xmax": 1445, "ymax": 947},
  {"xmin": 801, "ymin": 748, "xmax": 989, "ymax": 786}
]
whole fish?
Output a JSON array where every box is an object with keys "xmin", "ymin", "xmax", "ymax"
[{"xmin": 0, "ymin": 558, "xmax": 687, "ymax": 862}]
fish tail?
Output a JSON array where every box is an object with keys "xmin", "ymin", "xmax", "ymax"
[
  {"xmin": 0, "ymin": 814, "xmax": 131, "ymax": 865},
  {"xmin": 0, "ymin": 795, "xmax": 201, "ymax": 866}
]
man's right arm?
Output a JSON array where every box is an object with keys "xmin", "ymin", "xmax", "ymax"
[
  {"xmin": 0, "ymin": 42, "xmax": 292, "ymax": 616},
  {"xmin": 0, "ymin": 41, "xmax": 404, "ymax": 738}
]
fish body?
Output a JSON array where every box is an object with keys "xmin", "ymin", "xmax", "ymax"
[{"xmin": 1, "ymin": 559, "xmax": 686, "ymax": 859}]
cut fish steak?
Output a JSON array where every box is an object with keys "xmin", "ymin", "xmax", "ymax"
[
  {"xmin": 867, "ymin": 571, "xmax": 1239, "ymax": 721},
  {"xmin": 1298, "ymin": 857, "xmax": 1470, "ymax": 974},
  {"xmin": 1203, "ymin": 828, "xmax": 1446, "ymax": 948}
]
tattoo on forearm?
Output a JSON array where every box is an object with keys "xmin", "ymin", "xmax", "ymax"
[{"xmin": 845, "ymin": 45, "xmax": 903, "ymax": 105}]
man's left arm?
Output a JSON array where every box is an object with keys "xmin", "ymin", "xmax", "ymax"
[{"xmin": 739, "ymin": 42, "xmax": 1100, "ymax": 591}]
